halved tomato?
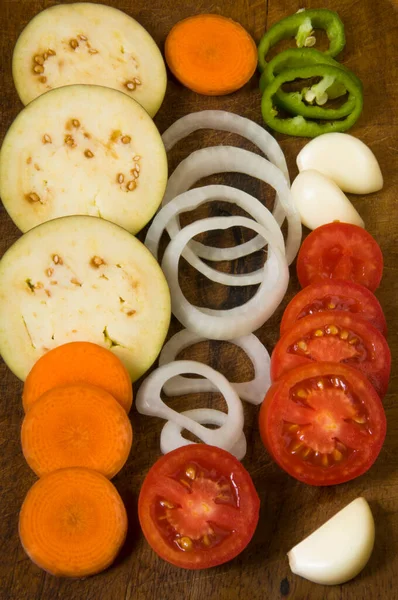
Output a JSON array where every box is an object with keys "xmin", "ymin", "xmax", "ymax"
[
  {"xmin": 138, "ymin": 445, "xmax": 260, "ymax": 569},
  {"xmin": 296, "ymin": 223, "xmax": 383, "ymax": 291},
  {"xmin": 280, "ymin": 280, "xmax": 387, "ymax": 336},
  {"xmin": 259, "ymin": 362, "xmax": 386, "ymax": 486},
  {"xmin": 271, "ymin": 311, "xmax": 391, "ymax": 398}
]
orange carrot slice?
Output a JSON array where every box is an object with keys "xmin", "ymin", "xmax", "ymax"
[
  {"xmin": 22, "ymin": 384, "xmax": 132, "ymax": 478},
  {"xmin": 19, "ymin": 467, "xmax": 128, "ymax": 577},
  {"xmin": 165, "ymin": 14, "xmax": 258, "ymax": 95},
  {"xmin": 23, "ymin": 342, "xmax": 133, "ymax": 413}
]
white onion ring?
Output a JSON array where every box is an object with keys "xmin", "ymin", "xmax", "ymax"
[
  {"xmin": 161, "ymin": 216, "xmax": 289, "ymax": 340},
  {"xmin": 160, "ymin": 409, "xmax": 247, "ymax": 460},
  {"xmin": 162, "ymin": 110, "xmax": 290, "ymax": 228},
  {"xmin": 159, "ymin": 329, "xmax": 270, "ymax": 405},
  {"xmin": 162, "ymin": 146, "xmax": 301, "ymax": 265},
  {"xmin": 145, "ymin": 184, "xmax": 284, "ymax": 286},
  {"xmin": 135, "ymin": 360, "xmax": 244, "ymax": 450}
]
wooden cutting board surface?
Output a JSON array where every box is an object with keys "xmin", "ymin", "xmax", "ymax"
[{"xmin": 0, "ymin": 0, "xmax": 397, "ymax": 599}]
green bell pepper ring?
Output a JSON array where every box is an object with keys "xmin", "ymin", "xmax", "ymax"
[
  {"xmin": 258, "ymin": 9, "xmax": 345, "ymax": 72},
  {"xmin": 261, "ymin": 65, "xmax": 363, "ymax": 137},
  {"xmin": 259, "ymin": 48, "xmax": 362, "ymax": 120}
]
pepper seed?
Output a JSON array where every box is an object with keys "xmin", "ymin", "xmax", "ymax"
[
  {"xmin": 34, "ymin": 55, "xmax": 44, "ymax": 65},
  {"xmin": 117, "ymin": 173, "xmax": 125, "ymax": 184},
  {"xmin": 125, "ymin": 81, "xmax": 136, "ymax": 91},
  {"xmin": 121, "ymin": 135, "xmax": 131, "ymax": 144},
  {"xmin": 126, "ymin": 180, "xmax": 136, "ymax": 191},
  {"xmin": 42, "ymin": 134, "xmax": 52, "ymax": 144},
  {"xmin": 33, "ymin": 65, "xmax": 44, "ymax": 74},
  {"xmin": 69, "ymin": 39, "xmax": 79, "ymax": 50},
  {"xmin": 84, "ymin": 149, "xmax": 94, "ymax": 158}
]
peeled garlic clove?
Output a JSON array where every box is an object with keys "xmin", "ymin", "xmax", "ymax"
[
  {"xmin": 288, "ymin": 497, "xmax": 375, "ymax": 585},
  {"xmin": 291, "ymin": 170, "xmax": 364, "ymax": 230},
  {"xmin": 297, "ymin": 133, "xmax": 383, "ymax": 194}
]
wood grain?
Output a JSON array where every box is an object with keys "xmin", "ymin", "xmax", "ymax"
[{"xmin": 0, "ymin": 0, "xmax": 397, "ymax": 599}]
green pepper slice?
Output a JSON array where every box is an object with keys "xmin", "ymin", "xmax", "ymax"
[
  {"xmin": 261, "ymin": 65, "xmax": 363, "ymax": 137},
  {"xmin": 258, "ymin": 9, "xmax": 345, "ymax": 72},
  {"xmin": 259, "ymin": 48, "xmax": 362, "ymax": 120}
]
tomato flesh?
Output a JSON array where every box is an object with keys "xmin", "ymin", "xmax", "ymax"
[
  {"xmin": 260, "ymin": 362, "xmax": 386, "ymax": 485},
  {"xmin": 296, "ymin": 223, "xmax": 383, "ymax": 291},
  {"xmin": 280, "ymin": 280, "xmax": 387, "ymax": 336},
  {"xmin": 138, "ymin": 445, "xmax": 260, "ymax": 569},
  {"xmin": 271, "ymin": 311, "xmax": 391, "ymax": 397}
]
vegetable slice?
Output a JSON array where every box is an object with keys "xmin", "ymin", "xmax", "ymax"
[
  {"xmin": 258, "ymin": 8, "xmax": 345, "ymax": 71},
  {"xmin": 135, "ymin": 360, "xmax": 244, "ymax": 453},
  {"xmin": 259, "ymin": 362, "xmax": 386, "ymax": 485},
  {"xmin": 296, "ymin": 133, "xmax": 383, "ymax": 194},
  {"xmin": 19, "ymin": 467, "xmax": 128, "ymax": 577},
  {"xmin": 23, "ymin": 341, "xmax": 133, "ymax": 412},
  {"xmin": 288, "ymin": 498, "xmax": 375, "ymax": 584},
  {"xmin": 162, "ymin": 146, "xmax": 301, "ymax": 265},
  {"xmin": 261, "ymin": 65, "xmax": 363, "ymax": 137},
  {"xmin": 0, "ymin": 215, "xmax": 170, "ymax": 381},
  {"xmin": 0, "ymin": 85, "xmax": 167, "ymax": 234},
  {"xmin": 165, "ymin": 15, "xmax": 257, "ymax": 95},
  {"xmin": 296, "ymin": 222, "xmax": 383, "ymax": 290},
  {"xmin": 271, "ymin": 311, "xmax": 391, "ymax": 398},
  {"xmin": 145, "ymin": 184, "xmax": 285, "ymax": 287},
  {"xmin": 160, "ymin": 409, "xmax": 247, "ymax": 460},
  {"xmin": 291, "ymin": 170, "xmax": 364, "ymax": 230},
  {"xmin": 161, "ymin": 216, "xmax": 289, "ymax": 340},
  {"xmin": 21, "ymin": 384, "xmax": 132, "ymax": 478},
  {"xmin": 12, "ymin": 2, "xmax": 166, "ymax": 116},
  {"xmin": 159, "ymin": 329, "xmax": 271, "ymax": 405},
  {"xmin": 280, "ymin": 280, "xmax": 387, "ymax": 336},
  {"xmin": 138, "ymin": 445, "xmax": 260, "ymax": 569}
]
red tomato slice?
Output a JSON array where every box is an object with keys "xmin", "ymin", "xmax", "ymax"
[
  {"xmin": 259, "ymin": 362, "xmax": 386, "ymax": 485},
  {"xmin": 280, "ymin": 280, "xmax": 387, "ymax": 336},
  {"xmin": 296, "ymin": 223, "xmax": 383, "ymax": 291},
  {"xmin": 271, "ymin": 311, "xmax": 391, "ymax": 397},
  {"xmin": 138, "ymin": 445, "xmax": 260, "ymax": 569}
]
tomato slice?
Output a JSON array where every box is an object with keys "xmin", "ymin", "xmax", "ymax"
[
  {"xmin": 138, "ymin": 445, "xmax": 260, "ymax": 569},
  {"xmin": 271, "ymin": 311, "xmax": 391, "ymax": 398},
  {"xmin": 280, "ymin": 280, "xmax": 387, "ymax": 336},
  {"xmin": 296, "ymin": 223, "xmax": 383, "ymax": 291},
  {"xmin": 259, "ymin": 362, "xmax": 386, "ymax": 486}
]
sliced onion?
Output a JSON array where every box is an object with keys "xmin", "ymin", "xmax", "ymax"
[
  {"xmin": 161, "ymin": 216, "xmax": 289, "ymax": 340},
  {"xmin": 162, "ymin": 146, "xmax": 301, "ymax": 265},
  {"xmin": 135, "ymin": 360, "xmax": 244, "ymax": 450},
  {"xmin": 163, "ymin": 110, "xmax": 289, "ymax": 181},
  {"xmin": 159, "ymin": 329, "xmax": 270, "ymax": 405},
  {"xmin": 160, "ymin": 409, "xmax": 247, "ymax": 460},
  {"xmin": 162, "ymin": 110, "xmax": 289, "ymax": 227},
  {"xmin": 145, "ymin": 184, "xmax": 284, "ymax": 286}
]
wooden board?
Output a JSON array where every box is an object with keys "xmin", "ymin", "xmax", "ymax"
[{"xmin": 0, "ymin": 0, "xmax": 397, "ymax": 598}]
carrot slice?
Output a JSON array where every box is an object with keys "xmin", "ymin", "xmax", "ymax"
[
  {"xmin": 19, "ymin": 467, "xmax": 128, "ymax": 577},
  {"xmin": 165, "ymin": 14, "xmax": 257, "ymax": 95},
  {"xmin": 21, "ymin": 384, "xmax": 133, "ymax": 478},
  {"xmin": 23, "ymin": 341, "xmax": 133, "ymax": 413}
]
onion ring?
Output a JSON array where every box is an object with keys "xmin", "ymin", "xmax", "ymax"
[
  {"xmin": 160, "ymin": 409, "xmax": 247, "ymax": 460},
  {"xmin": 161, "ymin": 216, "xmax": 289, "ymax": 340},
  {"xmin": 145, "ymin": 184, "xmax": 284, "ymax": 286},
  {"xmin": 162, "ymin": 109, "xmax": 289, "ymax": 227},
  {"xmin": 135, "ymin": 360, "xmax": 244, "ymax": 450},
  {"xmin": 162, "ymin": 146, "xmax": 301, "ymax": 265},
  {"xmin": 159, "ymin": 329, "xmax": 271, "ymax": 405}
]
